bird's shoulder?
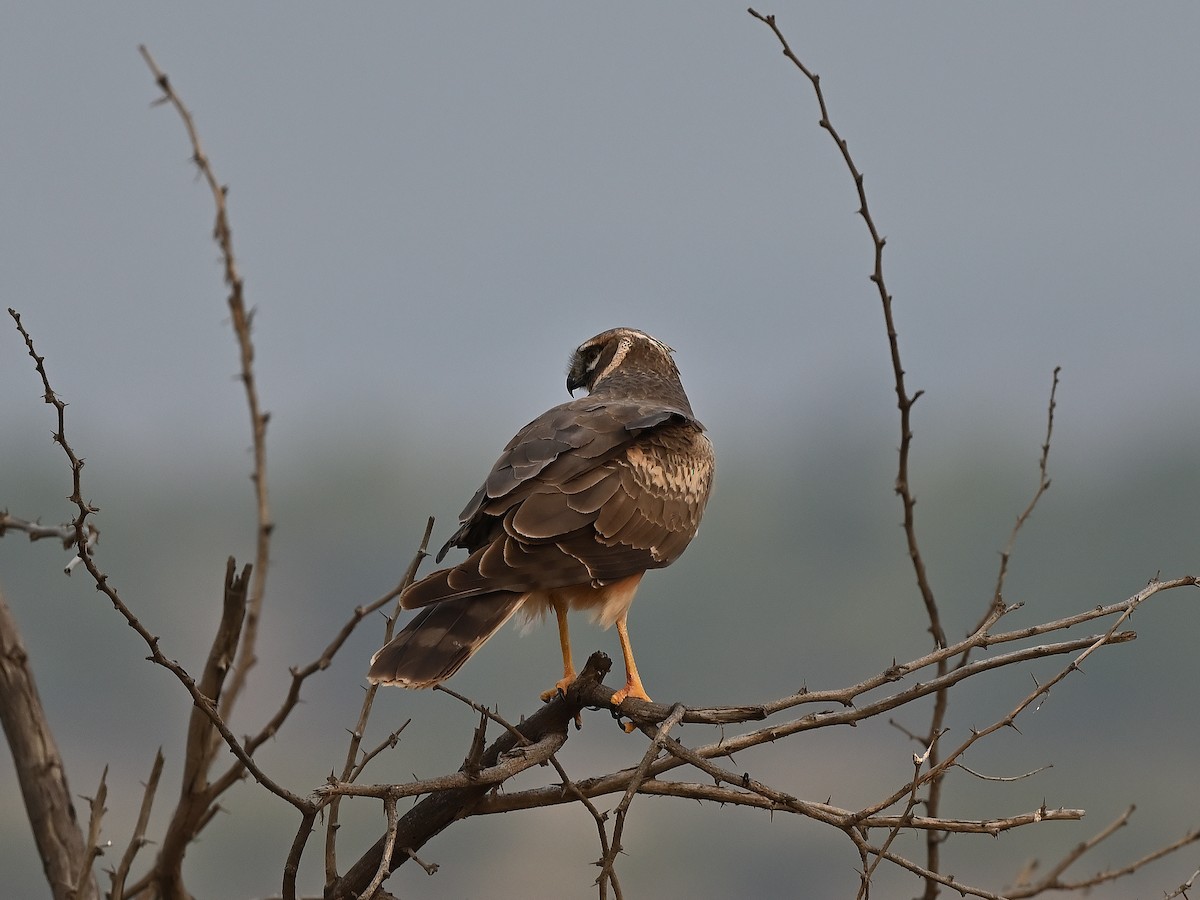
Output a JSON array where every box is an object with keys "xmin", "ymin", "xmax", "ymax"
[
  {"xmin": 438, "ymin": 396, "xmax": 704, "ymax": 559},
  {"xmin": 486, "ymin": 395, "xmax": 700, "ymax": 498}
]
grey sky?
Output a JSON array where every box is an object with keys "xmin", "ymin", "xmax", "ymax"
[{"xmin": 5, "ymin": 3, "xmax": 1198, "ymax": 472}]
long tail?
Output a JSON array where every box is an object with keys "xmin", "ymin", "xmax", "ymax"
[{"xmin": 367, "ymin": 592, "xmax": 526, "ymax": 688}]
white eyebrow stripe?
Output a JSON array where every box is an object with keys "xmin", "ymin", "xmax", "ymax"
[{"xmin": 593, "ymin": 336, "xmax": 631, "ymax": 384}]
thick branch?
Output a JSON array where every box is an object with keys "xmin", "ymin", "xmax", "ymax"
[
  {"xmin": 155, "ymin": 558, "xmax": 250, "ymax": 897},
  {"xmin": 324, "ymin": 653, "xmax": 611, "ymax": 900},
  {"xmin": 0, "ymin": 590, "xmax": 96, "ymax": 900}
]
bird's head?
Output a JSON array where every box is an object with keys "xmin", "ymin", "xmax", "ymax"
[{"xmin": 566, "ymin": 327, "xmax": 687, "ymax": 406}]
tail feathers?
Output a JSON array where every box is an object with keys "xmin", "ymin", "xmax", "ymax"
[
  {"xmin": 399, "ymin": 566, "xmax": 460, "ymax": 609},
  {"xmin": 367, "ymin": 592, "xmax": 525, "ymax": 688}
]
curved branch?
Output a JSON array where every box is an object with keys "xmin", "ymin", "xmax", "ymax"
[
  {"xmin": 137, "ymin": 44, "xmax": 274, "ymax": 722},
  {"xmin": 747, "ymin": 8, "xmax": 936, "ymax": 642}
]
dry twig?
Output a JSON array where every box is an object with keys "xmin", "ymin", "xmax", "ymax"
[
  {"xmin": 137, "ymin": 46, "xmax": 274, "ymax": 724},
  {"xmin": 75, "ymin": 768, "xmax": 108, "ymax": 900},
  {"xmin": 107, "ymin": 749, "xmax": 164, "ymax": 900}
]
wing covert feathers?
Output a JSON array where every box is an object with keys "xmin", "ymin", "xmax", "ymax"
[{"xmin": 405, "ymin": 417, "xmax": 712, "ymax": 608}]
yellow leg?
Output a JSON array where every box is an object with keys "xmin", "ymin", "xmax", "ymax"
[
  {"xmin": 540, "ymin": 596, "xmax": 577, "ymax": 701},
  {"xmin": 610, "ymin": 609, "xmax": 651, "ymax": 706}
]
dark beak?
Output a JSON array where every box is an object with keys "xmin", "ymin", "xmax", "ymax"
[{"xmin": 566, "ymin": 367, "xmax": 586, "ymax": 395}]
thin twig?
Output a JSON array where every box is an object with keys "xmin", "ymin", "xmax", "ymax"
[
  {"xmin": 400, "ymin": 847, "xmax": 439, "ymax": 877},
  {"xmin": 1164, "ymin": 864, "xmax": 1200, "ymax": 900},
  {"xmin": 7, "ymin": 308, "xmax": 314, "ymax": 807},
  {"xmin": 858, "ymin": 733, "xmax": 941, "ymax": 898},
  {"xmin": 351, "ymin": 722, "xmax": 412, "ymax": 783},
  {"xmin": 955, "ymin": 762, "xmax": 1051, "ymax": 783},
  {"xmin": 107, "ymin": 749, "xmax": 165, "ymax": 899},
  {"xmin": 599, "ymin": 705, "xmax": 686, "ymax": 896},
  {"xmin": 548, "ymin": 751, "xmax": 620, "ymax": 900},
  {"xmin": 990, "ymin": 367, "xmax": 1061, "ymax": 610},
  {"xmin": 0, "ymin": 512, "xmax": 83, "ymax": 548},
  {"xmin": 747, "ymin": 16, "xmax": 944, "ymax": 886},
  {"xmin": 326, "ymin": 654, "xmax": 597, "ymax": 900},
  {"xmin": 631, "ymin": 782, "xmax": 1082, "ymax": 834},
  {"xmin": 324, "ymin": 518, "xmax": 433, "ymax": 884},
  {"xmin": 137, "ymin": 44, "xmax": 273, "ymax": 724},
  {"xmin": 75, "ymin": 767, "xmax": 108, "ymax": 900},
  {"xmin": 211, "ymin": 551, "xmax": 423, "ymax": 803},
  {"xmin": 281, "ymin": 806, "xmax": 319, "ymax": 900},
  {"xmin": 848, "ymin": 830, "xmax": 1014, "ymax": 900},
  {"xmin": 858, "ymin": 578, "xmax": 1175, "ymax": 823},
  {"xmin": 435, "ymin": 683, "xmax": 535, "ymax": 747},
  {"xmin": 362, "ymin": 797, "xmax": 399, "ymax": 900},
  {"xmin": 1009, "ymin": 808, "xmax": 1200, "ymax": 898},
  {"xmin": 747, "ymin": 7, "xmax": 938, "ymax": 645}
]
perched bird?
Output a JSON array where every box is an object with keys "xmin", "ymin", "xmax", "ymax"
[{"xmin": 367, "ymin": 327, "xmax": 714, "ymax": 706}]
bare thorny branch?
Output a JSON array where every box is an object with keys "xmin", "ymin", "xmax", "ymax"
[
  {"xmin": 744, "ymin": 8, "xmax": 1196, "ymax": 898},
  {"xmin": 136, "ymin": 46, "xmax": 273, "ymax": 725},
  {"xmin": 2, "ymin": 47, "xmax": 426, "ymax": 900},
  {"xmin": 2, "ymin": 22, "xmax": 1198, "ymax": 900},
  {"xmin": 749, "ymin": 12, "xmax": 951, "ymax": 887},
  {"xmin": 6, "ymin": 308, "xmax": 315, "ymax": 898},
  {"xmin": 0, "ymin": 512, "xmax": 86, "ymax": 548}
]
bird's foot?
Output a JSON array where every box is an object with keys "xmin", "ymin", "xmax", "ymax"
[
  {"xmin": 609, "ymin": 682, "xmax": 651, "ymax": 707},
  {"xmin": 540, "ymin": 672, "xmax": 577, "ymax": 702},
  {"xmin": 611, "ymin": 682, "xmax": 652, "ymax": 734}
]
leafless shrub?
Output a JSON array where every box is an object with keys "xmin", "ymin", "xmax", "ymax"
[{"xmin": 2, "ymin": 17, "xmax": 1197, "ymax": 900}]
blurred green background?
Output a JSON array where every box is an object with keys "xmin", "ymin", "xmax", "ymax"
[{"xmin": 3, "ymin": 3, "xmax": 1198, "ymax": 898}]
